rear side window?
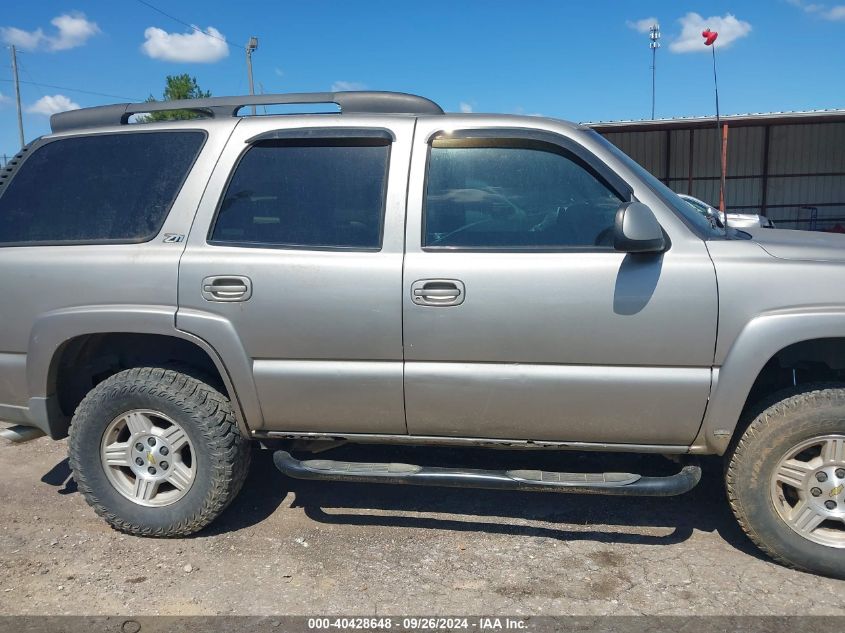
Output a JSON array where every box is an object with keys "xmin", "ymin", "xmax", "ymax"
[
  {"xmin": 0, "ymin": 131, "xmax": 205, "ymax": 245},
  {"xmin": 424, "ymin": 140, "xmax": 622, "ymax": 249},
  {"xmin": 210, "ymin": 139, "xmax": 390, "ymax": 250}
]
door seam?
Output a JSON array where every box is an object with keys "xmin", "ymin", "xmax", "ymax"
[{"xmin": 400, "ymin": 118, "xmax": 419, "ymax": 435}]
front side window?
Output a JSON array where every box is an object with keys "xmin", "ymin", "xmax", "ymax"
[
  {"xmin": 0, "ymin": 131, "xmax": 205, "ymax": 245},
  {"xmin": 424, "ymin": 139, "xmax": 622, "ymax": 249},
  {"xmin": 211, "ymin": 139, "xmax": 390, "ymax": 249}
]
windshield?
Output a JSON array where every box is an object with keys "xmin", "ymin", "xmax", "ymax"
[
  {"xmin": 682, "ymin": 196, "xmax": 710, "ymax": 215},
  {"xmin": 680, "ymin": 196, "xmax": 726, "ymax": 229},
  {"xmin": 586, "ymin": 130, "xmax": 725, "ymax": 238}
]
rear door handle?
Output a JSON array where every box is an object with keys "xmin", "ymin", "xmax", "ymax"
[
  {"xmin": 202, "ymin": 276, "xmax": 252, "ymax": 302},
  {"xmin": 411, "ymin": 279, "xmax": 465, "ymax": 306}
]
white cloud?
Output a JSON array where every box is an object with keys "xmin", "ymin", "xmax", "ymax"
[
  {"xmin": 459, "ymin": 101, "xmax": 473, "ymax": 113},
  {"xmin": 0, "ymin": 26, "xmax": 46, "ymax": 51},
  {"xmin": 788, "ymin": 0, "xmax": 825, "ymax": 13},
  {"xmin": 141, "ymin": 26, "xmax": 229, "ymax": 63},
  {"xmin": 0, "ymin": 92, "xmax": 9, "ymax": 105},
  {"xmin": 826, "ymin": 5, "xmax": 845, "ymax": 19},
  {"xmin": 49, "ymin": 13, "xmax": 101, "ymax": 50},
  {"xmin": 26, "ymin": 94, "xmax": 80, "ymax": 116},
  {"xmin": 669, "ymin": 12, "xmax": 751, "ymax": 53},
  {"xmin": 274, "ymin": 67, "xmax": 285, "ymax": 77},
  {"xmin": 627, "ymin": 17, "xmax": 659, "ymax": 34},
  {"xmin": 331, "ymin": 81, "xmax": 367, "ymax": 92},
  {"xmin": 789, "ymin": 0, "xmax": 845, "ymax": 20},
  {"xmin": 0, "ymin": 13, "xmax": 99, "ymax": 52}
]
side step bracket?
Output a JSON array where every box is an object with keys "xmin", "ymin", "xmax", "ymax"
[{"xmin": 273, "ymin": 451, "xmax": 701, "ymax": 497}]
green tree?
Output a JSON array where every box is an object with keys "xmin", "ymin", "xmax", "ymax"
[{"xmin": 141, "ymin": 74, "xmax": 212, "ymax": 121}]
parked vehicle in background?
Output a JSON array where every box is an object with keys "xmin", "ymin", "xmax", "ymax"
[
  {"xmin": 1, "ymin": 91, "xmax": 844, "ymax": 579},
  {"xmin": 678, "ymin": 193, "xmax": 776, "ymax": 229}
]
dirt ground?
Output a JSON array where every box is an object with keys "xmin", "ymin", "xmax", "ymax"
[{"xmin": 1, "ymin": 431, "xmax": 844, "ymax": 616}]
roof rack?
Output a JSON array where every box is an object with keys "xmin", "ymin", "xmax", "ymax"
[{"xmin": 50, "ymin": 91, "xmax": 444, "ymax": 133}]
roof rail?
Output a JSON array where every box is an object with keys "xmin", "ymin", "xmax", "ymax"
[{"xmin": 50, "ymin": 91, "xmax": 444, "ymax": 133}]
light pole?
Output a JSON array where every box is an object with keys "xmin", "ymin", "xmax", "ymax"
[
  {"xmin": 649, "ymin": 24, "xmax": 660, "ymax": 120},
  {"xmin": 246, "ymin": 36, "xmax": 259, "ymax": 115}
]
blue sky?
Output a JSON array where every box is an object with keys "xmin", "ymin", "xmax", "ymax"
[{"xmin": 1, "ymin": 0, "xmax": 844, "ymax": 159}]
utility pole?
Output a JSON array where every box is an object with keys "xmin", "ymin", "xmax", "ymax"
[
  {"xmin": 246, "ymin": 37, "xmax": 259, "ymax": 115},
  {"xmin": 10, "ymin": 45, "xmax": 25, "ymax": 148},
  {"xmin": 648, "ymin": 24, "xmax": 660, "ymax": 120}
]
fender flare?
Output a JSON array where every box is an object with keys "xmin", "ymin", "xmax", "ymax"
[
  {"xmin": 695, "ymin": 306, "xmax": 845, "ymax": 454},
  {"xmin": 26, "ymin": 304, "xmax": 262, "ymax": 437}
]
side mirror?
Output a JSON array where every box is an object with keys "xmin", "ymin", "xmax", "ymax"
[{"xmin": 614, "ymin": 202, "xmax": 667, "ymax": 253}]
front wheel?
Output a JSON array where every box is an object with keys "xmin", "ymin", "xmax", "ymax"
[
  {"xmin": 68, "ymin": 367, "xmax": 251, "ymax": 536},
  {"xmin": 726, "ymin": 385, "xmax": 845, "ymax": 578}
]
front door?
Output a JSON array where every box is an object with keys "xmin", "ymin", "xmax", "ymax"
[
  {"xmin": 178, "ymin": 117, "xmax": 413, "ymax": 434},
  {"xmin": 402, "ymin": 119, "xmax": 718, "ymax": 446}
]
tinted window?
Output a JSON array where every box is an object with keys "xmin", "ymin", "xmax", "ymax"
[
  {"xmin": 425, "ymin": 141, "xmax": 622, "ymax": 249},
  {"xmin": 0, "ymin": 132, "xmax": 205, "ymax": 245},
  {"xmin": 211, "ymin": 140, "xmax": 389, "ymax": 249}
]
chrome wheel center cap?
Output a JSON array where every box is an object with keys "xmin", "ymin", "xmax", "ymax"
[{"xmin": 128, "ymin": 434, "xmax": 173, "ymax": 480}]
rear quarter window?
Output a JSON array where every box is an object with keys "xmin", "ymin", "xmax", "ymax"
[{"xmin": 0, "ymin": 131, "xmax": 205, "ymax": 246}]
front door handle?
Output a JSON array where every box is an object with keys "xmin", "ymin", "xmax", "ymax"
[
  {"xmin": 202, "ymin": 276, "xmax": 253, "ymax": 302},
  {"xmin": 411, "ymin": 279, "xmax": 465, "ymax": 307}
]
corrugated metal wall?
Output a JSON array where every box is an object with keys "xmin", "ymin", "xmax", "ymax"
[{"xmin": 600, "ymin": 121, "xmax": 845, "ymax": 230}]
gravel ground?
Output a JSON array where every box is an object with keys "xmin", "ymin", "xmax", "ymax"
[{"xmin": 1, "ymin": 431, "xmax": 844, "ymax": 616}]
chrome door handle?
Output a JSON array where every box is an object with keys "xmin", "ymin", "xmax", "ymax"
[
  {"xmin": 201, "ymin": 276, "xmax": 252, "ymax": 302},
  {"xmin": 413, "ymin": 288, "xmax": 459, "ymax": 297},
  {"xmin": 411, "ymin": 279, "xmax": 465, "ymax": 307}
]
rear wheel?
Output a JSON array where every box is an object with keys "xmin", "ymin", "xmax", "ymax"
[
  {"xmin": 69, "ymin": 367, "xmax": 251, "ymax": 536},
  {"xmin": 727, "ymin": 385, "xmax": 845, "ymax": 578}
]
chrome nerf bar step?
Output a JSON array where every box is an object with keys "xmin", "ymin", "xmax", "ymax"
[{"xmin": 273, "ymin": 451, "xmax": 701, "ymax": 497}]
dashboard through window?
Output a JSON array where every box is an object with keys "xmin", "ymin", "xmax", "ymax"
[{"xmin": 424, "ymin": 139, "xmax": 623, "ymax": 250}]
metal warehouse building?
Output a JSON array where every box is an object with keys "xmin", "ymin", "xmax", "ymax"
[{"xmin": 588, "ymin": 111, "xmax": 845, "ymax": 231}]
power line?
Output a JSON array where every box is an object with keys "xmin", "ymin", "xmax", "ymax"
[
  {"xmin": 14, "ymin": 57, "xmax": 46, "ymax": 99},
  {"xmin": 0, "ymin": 78, "xmax": 142, "ymax": 102},
  {"xmin": 132, "ymin": 0, "xmax": 247, "ymax": 51}
]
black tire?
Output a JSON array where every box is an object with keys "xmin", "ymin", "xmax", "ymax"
[
  {"xmin": 726, "ymin": 384, "xmax": 845, "ymax": 578},
  {"xmin": 68, "ymin": 367, "xmax": 251, "ymax": 536}
]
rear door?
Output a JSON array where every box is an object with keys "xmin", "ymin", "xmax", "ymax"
[
  {"xmin": 402, "ymin": 118, "xmax": 718, "ymax": 446},
  {"xmin": 177, "ymin": 116, "xmax": 413, "ymax": 434}
]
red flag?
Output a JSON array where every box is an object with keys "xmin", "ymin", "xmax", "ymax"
[{"xmin": 702, "ymin": 29, "xmax": 718, "ymax": 46}]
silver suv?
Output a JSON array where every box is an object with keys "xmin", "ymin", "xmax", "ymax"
[{"xmin": 2, "ymin": 92, "xmax": 844, "ymax": 578}]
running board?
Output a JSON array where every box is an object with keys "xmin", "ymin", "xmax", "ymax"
[{"xmin": 273, "ymin": 451, "xmax": 701, "ymax": 497}]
